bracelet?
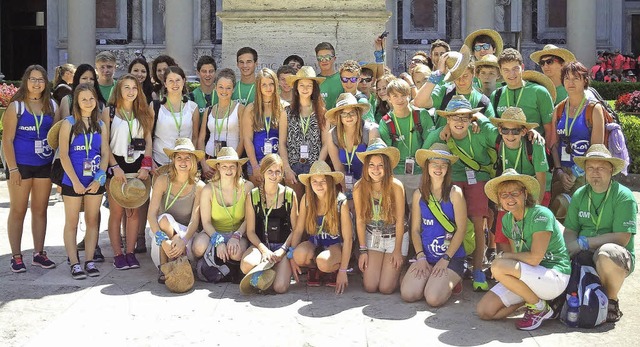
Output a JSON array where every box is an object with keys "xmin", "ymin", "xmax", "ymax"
[
  {"xmin": 280, "ymin": 244, "xmax": 288, "ymax": 252},
  {"xmin": 374, "ymin": 50, "xmax": 385, "ymax": 63},
  {"xmin": 338, "ymin": 268, "xmax": 350, "ymax": 273},
  {"xmin": 416, "ymin": 256, "xmax": 427, "ymax": 262},
  {"xmin": 359, "ymin": 246, "xmax": 368, "ymax": 254},
  {"xmin": 9, "ymin": 167, "xmax": 19, "ymax": 173},
  {"xmin": 409, "ymin": 84, "xmax": 416, "ymax": 88},
  {"xmin": 141, "ymin": 156, "xmax": 153, "ymax": 168},
  {"xmin": 209, "ymin": 232, "xmax": 225, "ymax": 247},
  {"xmin": 415, "ymin": 250, "xmax": 424, "ymax": 257},
  {"xmin": 231, "ymin": 232, "xmax": 242, "ymax": 240},
  {"xmin": 427, "ymin": 70, "xmax": 444, "ymax": 84}
]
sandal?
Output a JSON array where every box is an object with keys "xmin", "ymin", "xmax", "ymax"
[
  {"xmin": 157, "ymin": 268, "xmax": 166, "ymax": 284},
  {"xmin": 607, "ymin": 299, "xmax": 623, "ymax": 322}
]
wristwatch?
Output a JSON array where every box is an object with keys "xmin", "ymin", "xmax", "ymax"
[{"xmin": 442, "ymin": 254, "xmax": 451, "ymax": 261}]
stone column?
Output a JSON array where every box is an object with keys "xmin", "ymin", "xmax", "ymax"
[
  {"xmin": 567, "ymin": 0, "xmax": 596, "ymax": 67},
  {"xmin": 465, "ymin": 0, "xmax": 495, "ymax": 35},
  {"xmin": 520, "ymin": 0, "xmax": 537, "ymax": 69},
  {"xmin": 200, "ymin": 0, "xmax": 211, "ymax": 44},
  {"xmin": 131, "ymin": 0, "xmax": 143, "ymax": 43},
  {"xmin": 67, "ymin": 0, "xmax": 96, "ymax": 65},
  {"xmin": 165, "ymin": 0, "xmax": 194, "ymax": 74},
  {"xmin": 450, "ymin": 0, "xmax": 463, "ymax": 48}
]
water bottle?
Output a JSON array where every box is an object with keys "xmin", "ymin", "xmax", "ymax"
[
  {"xmin": 571, "ymin": 164, "xmax": 585, "ymax": 178},
  {"xmin": 566, "ymin": 292, "xmax": 580, "ymax": 327}
]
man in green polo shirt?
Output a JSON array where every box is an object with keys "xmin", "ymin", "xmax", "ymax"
[
  {"xmin": 190, "ymin": 55, "xmax": 219, "ymax": 124},
  {"xmin": 96, "ymin": 51, "xmax": 117, "ymax": 102},
  {"xmin": 315, "ymin": 42, "xmax": 344, "ymax": 110},
  {"xmin": 563, "ymin": 144, "xmax": 637, "ymax": 323},
  {"xmin": 232, "ymin": 47, "xmax": 257, "ymax": 106}
]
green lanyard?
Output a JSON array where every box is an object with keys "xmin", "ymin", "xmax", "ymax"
[
  {"xmin": 217, "ymin": 181, "xmax": 237, "ymax": 221},
  {"xmin": 214, "ymin": 103, "xmax": 232, "ymax": 140},
  {"xmin": 238, "ymin": 83, "xmax": 255, "ymax": 105},
  {"xmin": 390, "ymin": 110, "xmax": 413, "ymax": 151},
  {"xmin": 506, "ymin": 87, "xmax": 524, "ymax": 108},
  {"xmin": 343, "ymin": 133, "xmax": 357, "ymax": 173},
  {"xmin": 120, "ymin": 108, "xmax": 135, "ymax": 141},
  {"xmin": 166, "ymin": 99, "xmax": 183, "ymax": 135},
  {"xmin": 264, "ymin": 116, "xmax": 272, "ymax": 135},
  {"xmin": 501, "ymin": 141, "xmax": 523, "ymax": 172},
  {"xmin": 165, "ymin": 181, "xmax": 189, "ymax": 211},
  {"xmin": 371, "ymin": 195, "xmax": 383, "ymax": 221},
  {"xmin": 300, "ymin": 115, "xmax": 312, "ymax": 137},
  {"xmin": 511, "ymin": 208, "xmax": 529, "ymax": 253},
  {"xmin": 587, "ymin": 184, "xmax": 611, "ymax": 232},
  {"xmin": 83, "ymin": 131, "xmax": 93, "ymax": 159},
  {"xmin": 455, "ymin": 129, "xmax": 475, "ymax": 158},
  {"xmin": 563, "ymin": 96, "xmax": 587, "ymax": 137},
  {"xmin": 317, "ymin": 216, "xmax": 326, "ymax": 235},
  {"xmin": 263, "ymin": 186, "xmax": 280, "ymax": 233},
  {"xmin": 26, "ymin": 102, "xmax": 44, "ymax": 139}
]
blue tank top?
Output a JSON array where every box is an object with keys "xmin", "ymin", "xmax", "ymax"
[
  {"xmin": 338, "ymin": 143, "xmax": 367, "ymax": 179},
  {"xmin": 252, "ymin": 118, "xmax": 279, "ymax": 163},
  {"xmin": 556, "ymin": 107, "xmax": 590, "ymax": 167},
  {"xmin": 62, "ymin": 117, "xmax": 103, "ymax": 187},
  {"xmin": 419, "ymin": 197, "xmax": 466, "ymax": 263},
  {"xmin": 13, "ymin": 102, "xmax": 55, "ymax": 166}
]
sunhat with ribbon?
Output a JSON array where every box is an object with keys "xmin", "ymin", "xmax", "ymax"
[
  {"xmin": 325, "ymin": 93, "xmax": 370, "ymax": 123},
  {"xmin": 435, "ymin": 95, "xmax": 483, "ymax": 117},
  {"xmin": 355, "ymin": 138, "xmax": 400, "ymax": 169},
  {"xmin": 239, "ymin": 261, "xmax": 276, "ymax": 295},
  {"xmin": 163, "ymin": 138, "xmax": 205, "ymax": 162},
  {"xmin": 464, "ymin": 29, "xmax": 504, "ymax": 58},
  {"xmin": 490, "ymin": 107, "xmax": 539, "ymax": 130},
  {"xmin": 298, "ymin": 160, "xmax": 345, "ymax": 186},
  {"xmin": 530, "ymin": 44, "xmax": 576, "ymax": 65},
  {"xmin": 415, "ymin": 143, "xmax": 459, "ymax": 169},
  {"xmin": 522, "ymin": 70, "xmax": 557, "ymax": 104},
  {"xmin": 109, "ymin": 173, "xmax": 151, "ymax": 209},
  {"xmin": 205, "ymin": 147, "xmax": 249, "ymax": 167},
  {"xmin": 285, "ymin": 66, "xmax": 326, "ymax": 87},
  {"xmin": 573, "ymin": 144, "xmax": 626, "ymax": 176},
  {"xmin": 484, "ymin": 168, "xmax": 540, "ymax": 204}
]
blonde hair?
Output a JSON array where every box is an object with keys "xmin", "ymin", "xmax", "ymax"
[
  {"xmin": 304, "ymin": 175, "xmax": 340, "ymax": 236},
  {"xmin": 386, "ymin": 78, "xmax": 411, "ymax": 97},
  {"xmin": 212, "ymin": 161, "xmax": 244, "ymax": 187},
  {"xmin": 356, "ymin": 154, "xmax": 395, "ymax": 224},
  {"xmin": 53, "ymin": 63, "xmax": 75, "ymax": 86},
  {"xmin": 252, "ymin": 68, "xmax": 283, "ymax": 132},
  {"xmin": 169, "ymin": 153, "xmax": 198, "ymax": 184}
]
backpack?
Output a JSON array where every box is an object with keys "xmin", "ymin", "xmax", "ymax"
[
  {"xmin": 559, "ymin": 253, "xmax": 609, "ymax": 328},
  {"xmin": 381, "ymin": 109, "xmax": 423, "ymax": 143}
]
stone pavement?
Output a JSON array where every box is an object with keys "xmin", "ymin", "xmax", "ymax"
[{"xmin": 0, "ymin": 180, "xmax": 639, "ymax": 347}]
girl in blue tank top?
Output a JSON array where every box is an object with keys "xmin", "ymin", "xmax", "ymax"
[
  {"xmin": 58, "ymin": 84, "xmax": 110, "ymax": 279},
  {"xmin": 401, "ymin": 144, "xmax": 467, "ymax": 308}
]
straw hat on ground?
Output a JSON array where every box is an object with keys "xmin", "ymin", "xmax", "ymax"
[
  {"xmin": 355, "ymin": 138, "xmax": 400, "ymax": 169},
  {"xmin": 163, "ymin": 138, "xmax": 205, "ymax": 162},
  {"xmin": 435, "ymin": 95, "xmax": 483, "ymax": 117},
  {"xmin": 530, "ymin": 44, "xmax": 576, "ymax": 65},
  {"xmin": 415, "ymin": 143, "xmax": 459, "ymax": 169},
  {"xmin": 285, "ymin": 66, "xmax": 326, "ymax": 87},
  {"xmin": 325, "ymin": 93, "xmax": 371, "ymax": 123},
  {"xmin": 573, "ymin": 144, "xmax": 626, "ymax": 176},
  {"xmin": 484, "ymin": 168, "xmax": 540, "ymax": 204},
  {"xmin": 298, "ymin": 160, "xmax": 345, "ymax": 186},
  {"xmin": 47, "ymin": 120, "xmax": 64, "ymax": 150},
  {"xmin": 239, "ymin": 261, "xmax": 276, "ymax": 295},
  {"xmin": 464, "ymin": 29, "xmax": 504, "ymax": 58},
  {"xmin": 161, "ymin": 256, "xmax": 194, "ymax": 293},
  {"xmin": 109, "ymin": 173, "xmax": 151, "ymax": 209},
  {"xmin": 444, "ymin": 45, "xmax": 472, "ymax": 82},
  {"xmin": 205, "ymin": 147, "xmax": 249, "ymax": 167},
  {"xmin": 490, "ymin": 107, "xmax": 539, "ymax": 130},
  {"xmin": 522, "ymin": 70, "xmax": 557, "ymax": 104}
]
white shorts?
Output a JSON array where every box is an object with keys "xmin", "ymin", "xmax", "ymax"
[
  {"xmin": 149, "ymin": 213, "xmax": 195, "ymax": 268},
  {"xmin": 490, "ymin": 262, "xmax": 570, "ymax": 307},
  {"xmin": 366, "ymin": 231, "xmax": 410, "ymax": 256}
]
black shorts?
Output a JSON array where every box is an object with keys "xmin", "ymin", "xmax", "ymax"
[
  {"xmin": 6, "ymin": 163, "xmax": 52, "ymax": 179},
  {"xmin": 107, "ymin": 154, "xmax": 143, "ymax": 178},
  {"xmin": 61, "ymin": 184, "xmax": 106, "ymax": 197},
  {"xmin": 429, "ymin": 256, "xmax": 466, "ymax": 278}
]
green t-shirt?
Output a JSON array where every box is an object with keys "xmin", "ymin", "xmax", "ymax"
[
  {"xmin": 98, "ymin": 81, "xmax": 116, "ymax": 103},
  {"xmin": 422, "ymin": 119, "xmax": 498, "ymax": 182},
  {"xmin": 319, "ymin": 72, "xmax": 344, "ymax": 110},
  {"xmin": 500, "ymin": 140, "xmax": 551, "ymax": 192},
  {"xmin": 564, "ymin": 181, "xmax": 637, "ymax": 272},
  {"xmin": 232, "ymin": 81, "xmax": 256, "ymax": 106},
  {"xmin": 555, "ymin": 85, "xmax": 567, "ymax": 106},
  {"xmin": 379, "ymin": 107, "xmax": 435, "ymax": 175},
  {"xmin": 191, "ymin": 86, "xmax": 219, "ymax": 125},
  {"xmin": 357, "ymin": 95, "xmax": 375, "ymax": 123},
  {"xmin": 491, "ymin": 82, "xmax": 554, "ymax": 136},
  {"xmin": 502, "ymin": 205, "xmax": 571, "ymax": 274},
  {"xmin": 431, "ymin": 84, "xmax": 496, "ymax": 128}
]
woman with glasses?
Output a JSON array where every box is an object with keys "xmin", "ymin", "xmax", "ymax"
[{"xmin": 477, "ymin": 169, "xmax": 570, "ymax": 331}]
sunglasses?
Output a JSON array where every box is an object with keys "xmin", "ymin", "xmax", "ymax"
[
  {"xmin": 500, "ymin": 127, "xmax": 523, "ymax": 135},
  {"xmin": 316, "ymin": 54, "xmax": 334, "ymax": 62},
  {"xmin": 360, "ymin": 77, "xmax": 372, "ymax": 83},
  {"xmin": 498, "ymin": 189, "xmax": 524, "ymax": 200},
  {"xmin": 474, "ymin": 43, "xmax": 492, "ymax": 52},
  {"xmin": 341, "ymin": 77, "xmax": 359, "ymax": 83},
  {"xmin": 411, "ymin": 58, "xmax": 426, "ymax": 64},
  {"xmin": 340, "ymin": 111, "xmax": 358, "ymax": 118},
  {"xmin": 539, "ymin": 57, "xmax": 559, "ymax": 66}
]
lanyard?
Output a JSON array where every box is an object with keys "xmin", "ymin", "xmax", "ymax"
[
  {"xmin": 390, "ymin": 110, "xmax": 413, "ymax": 151},
  {"xmin": 120, "ymin": 108, "xmax": 135, "ymax": 141},
  {"xmin": 264, "ymin": 116, "xmax": 272, "ymax": 135},
  {"xmin": 83, "ymin": 131, "xmax": 94, "ymax": 159},
  {"xmin": 371, "ymin": 195, "xmax": 383, "ymax": 221},
  {"xmin": 26, "ymin": 102, "xmax": 44, "ymax": 139},
  {"xmin": 587, "ymin": 184, "xmax": 611, "ymax": 232},
  {"xmin": 200, "ymin": 89, "xmax": 212, "ymax": 107},
  {"xmin": 317, "ymin": 216, "xmax": 326, "ymax": 235},
  {"xmin": 263, "ymin": 186, "xmax": 280, "ymax": 233},
  {"xmin": 501, "ymin": 141, "xmax": 523, "ymax": 172},
  {"xmin": 166, "ymin": 99, "xmax": 183, "ymax": 135},
  {"xmin": 214, "ymin": 103, "xmax": 232, "ymax": 140},
  {"xmin": 300, "ymin": 115, "xmax": 312, "ymax": 137},
  {"xmin": 511, "ymin": 208, "xmax": 529, "ymax": 253},
  {"xmin": 165, "ymin": 181, "xmax": 189, "ymax": 211},
  {"xmin": 238, "ymin": 83, "xmax": 255, "ymax": 105},
  {"xmin": 217, "ymin": 181, "xmax": 238, "ymax": 221},
  {"xmin": 506, "ymin": 87, "xmax": 524, "ymax": 108},
  {"xmin": 455, "ymin": 129, "xmax": 475, "ymax": 158},
  {"xmin": 343, "ymin": 133, "xmax": 357, "ymax": 173},
  {"xmin": 563, "ymin": 96, "xmax": 587, "ymax": 137}
]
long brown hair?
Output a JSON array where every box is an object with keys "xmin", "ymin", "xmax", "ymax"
[
  {"xmin": 290, "ymin": 78, "xmax": 326, "ymax": 130},
  {"xmin": 252, "ymin": 68, "xmax": 283, "ymax": 131},
  {"xmin": 357, "ymin": 154, "xmax": 395, "ymax": 224},
  {"xmin": 374, "ymin": 74, "xmax": 395, "ymax": 118},
  {"xmin": 420, "ymin": 159, "xmax": 453, "ymax": 203},
  {"xmin": 335, "ymin": 106, "xmax": 364, "ymax": 149},
  {"xmin": 304, "ymin": 175, "xmax": 340, "ymax": 236},
  {"xmin": 11, "ymin": 65, "xmax": 55, "ymax": 116},
  {"xmin": 110, "ymin": 74, "xmax": 153, "ymax": 137},
  {"xmin": 70, "ymin": 84, "xmax": 101, "ymax": 136}
]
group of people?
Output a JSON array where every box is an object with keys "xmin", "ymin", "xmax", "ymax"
[
  {"xmin": 2, "ymin": 28, "xmax": 635, "ymax": 331},
  {"xmin": 590, "ymin": 49, "xmax": 639, "ymax": 83}
]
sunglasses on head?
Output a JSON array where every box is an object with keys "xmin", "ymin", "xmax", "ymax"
[
  {"xmin": 360, "ymin": 77, "xmax": 372, "ymax": 83},
  {"xmin": 316, "ymin": 54, "xmax": 334, "ymax": 62},
  {"xmin": 500, "ymin": 127, "xmax": 523, "ymax": 135},
  {"xmin": 341, "ymin": 77, "xmax": 359, "ymax": 83},
  {"xmin": 474, "ymin": 43, "xmax": 492, "ymax": 52},
  {"xmin": 411, "ymin": 58, "xmax": 426, "ymax": 64},
  {"xmin": 539, "ymin": 57, "xmax": 559, "ymax": 66}
]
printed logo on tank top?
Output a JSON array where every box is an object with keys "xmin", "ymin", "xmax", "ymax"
[
  {"xmin": 572, "ymin": 140, "xmax": 589, "ymax": 156},
  {"xmin": 18, "ymin": 125, "xmax": 37, "ymax": 131},
  {"xmin": 428, "ymin": 236, "xmax": 447, "ymax": 255},
  {"xmin": 422, "ymin": 218, "xmax": 434, "ymax": 226},
  {"xmin": 497, "ymin": 105, "xmax": 508, "ymax": 114}
]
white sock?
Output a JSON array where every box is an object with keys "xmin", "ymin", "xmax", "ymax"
[{"xmin": 534, "ymin": 299, "xmax": 546, "ymax": 310}]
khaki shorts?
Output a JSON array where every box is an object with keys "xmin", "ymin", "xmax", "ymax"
[{"xmin": 594, "ymin": 243, "xmax": 632, "ymax": 276}]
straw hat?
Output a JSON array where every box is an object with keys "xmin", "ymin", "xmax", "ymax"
[
  {"xmin": 522, "ymin": 70, "xmax": 557, "ymax": 104},
  {"xmin": 46, "ymin": 120, "xmax": 64, "ymax": 150},
  {"xmin": 444, "ymin": 45, "xmax": 472, "ymax": 82},
  {"xmin": 435, "ymin": 95, "xmax": 483, "ymax": 117},
  {"xmin": 464, "ymin": 29, "xmax": 504, "ymax": 58},
  {"xmin": 205, "ymin": 147, "xmax": 249, "ymax": 167},
  {"xmin": 163, "ymin": 138, "xmax": 205, "ymax": 162},
  {"xmin": 239, "ymin": 261, "xmax": 276, "ymax": 295},
  {"xmin": 298, "ymin": 160, "xmax": 345, "ymax": 186},
  {"xmin": 490, "ymin": 107, "xmax": 539, "ymax": 130},
  {"xmin": 415, "ymin": 143, "xmax": 459, "ymax": 169},
  {"xmin": 109, "ymin": 173, "xmax": 151, "ymax": 209},
  {"xmin": 530, "ymin": 44, "xmax": 576, "ymax": 65},
  {"xmin": 285, "ymin": 66, "xmax": 326, "ymax": 87},
  {"xmin": 484, "ymin": 168, "xmax": 540, "ymax": 204},
  {"xmin": 360, "ymin": 62, "xmax": 385, "ymax": 80},
  {"xmin": 475, "ymin": 54, "xmax": 500, "ymax": 69},
  {"xmin": 355, "ymin": 138, "xmax": 400, "ymax": 169},
  {"xmin": 325, "ymin": 93, "xmax": 370, "ymax": 123},
  {"xmin": 573, "ymin": 144, "xmax": 626, "ymax": 176},
  {"xmin": 549, "ymin": 193, "xmax": 572, "ymax": 221},
  {"xmin": 160, "ymin": 256, "xmax": 194, "ymax": 293}
]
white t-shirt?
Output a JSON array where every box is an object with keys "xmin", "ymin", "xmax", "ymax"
[
  {"xmin": 153, "ymin": 100, "xmax": 198, "ymax": 165},
  {"xmin": 205, "ymin": 102, "xmax": 241, "ymax": 157}
]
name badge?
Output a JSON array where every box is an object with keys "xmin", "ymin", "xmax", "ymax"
[
  {"xmin": 371, "ymin": 230, "xmax": 381, "ymax": 249},
  {"xmin": 83, "ymin": 159, "xmax": 93, "ymax": 177},
  {"xmin": 126, "ymin": 144, "xmax": 135, "ymax": 163},
  {"xmin": 345, "ymin": 174, "xmax": 354, "ymax": 192},
  {"xmin": 300, "ymin": 144, "xmax": 309, "ymax": 159},
  {"xmin": 561, "ymin": 146, "xmax": 571, "ymax": 162},
  {"xmin": 34, "ymin": 140, "xmax": 44, "ymax": 154},
  {"xmin": 465, "ymin": 167, "xmax": 477, "ymax": 185},
  {"xmin": 214, "ymin": 140, "xmax": 223, "ymax": 156},
  {"xmin": 404, "ymin": 157, "xmax": 415, "ymax": 175},
  {"xmin": 264, "ymin": 139, "xmax": 273, "ymax": 154}
]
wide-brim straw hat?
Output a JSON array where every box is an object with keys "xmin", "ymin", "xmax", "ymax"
[
  {"xmin": 490, "ymin": 107, "xmax": 539, "ymax": 130},
  {"xmin": 522, "ymin": 71, "xmax": 557, "ymax": 104},
  {"xmin": 239, "ymin": 261, "xmax": 276, "ymax": 295},
  {"xmin": 475, "ymin": 54, "xmax": 500, "ymax": 69},
  {"xmin": 325, "ymin": 93, "xmax": 370, "ymax": 123},
  {"xmin": 435, "ymin": 95, "xmax": 483, "ymax": 117},
  {"xmin": 484, "ymin": 168, "xmax": 540, "ymax": 204},
  {"xmin": 163, "ymin": 138, "xmax": 205, "ymax": 162},
  {"xmin": 530, "ymin": 44, "xmax": 576, "ymax": 65},
  {"xmin": 573, "ymin": 144, "xmax": 626, "ymax": 176},
  {"xmin": 109, "ymin": 173, "xmax": 151, "ymax": 209},
  {"xmin": 298, "ymin": 160, "xmax": 345, "ymax": 186},
  {"xmin": 286, "ymin": 66, "xmax": 326, "ymax": 87},
  {"xmin": 415, "ymin": 143, "xmax": 459, "ymax": 169},
  {"xmin": 161, "ymin": 256, "xmax": 194, "ymax": 293},
  {"xmin": 47, "ymin": 120, "xmax": 64, "ymax": 150},
  {"xmin": 464, "ymin": 29, "xmax": 504, "ymax": 58},
  {"xmin": 355, "ymin": 138, "xmax": 400, "ymax": 169},
  {"xmin": 444, "ymin": 45, "xmax": 472, "ymax": 82},
  {"xmin": 360, "ymin": 62, "xmax": 385, "ymax": 80},
  {"xmin": 205, "ymin": 147, "xmax": 249, "ymax": 167}
]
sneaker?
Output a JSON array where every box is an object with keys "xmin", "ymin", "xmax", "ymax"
[
  {"xmin": 125, "ymin": 253, "xmax": 140, "ymax": 269},
  {"xmin": 452, "ymin": 281, "xmax": 463, "ymax": 295},
  {"xmin": 84, "ymin": 261, "xmax": 100, "ymax": 277},
  {"xmin": 485, "ymin": 247, "xmax": 497, "ymax": 264},
  {"xmin": 32, "ymin": 251, "xmax": 56, "ymax": 269},
  {"xmin": 93, "ymin": 246, "xmax": 105, "ymax": 263},
  {"xmin": 473, "ymin": 269, "xmax": 489, "ymax": 292},
  {"xmin": 113, "ymin": 254, "xmax": 129, "ymax": 270},
  {"xmin": 70, "ymin": 263, "xmax": 87, "ymax": 280},
  {"xmin": 66, "ymin": 251, "xmax": 80, "ymax": 265},
  {"xmin": 516, "ymin": 302, "xmax": 553, "ymax": 330},
  {"xmin": 10, "ymin": 255, "xmax": 26, "ymax": 273},
  {"xmin": 77, "ymin": 239, "xmax": 85, "ymax": 251},
  {"xmin": 325, "ymin": 271, "xmax": 338, "ymax": 287},
  {"xmin": 134, "ymin": 237, "xmax": 147, "ymax": 254},
  {"xmin": 307, "ymin": 268, "xmax": 321, "ymax": 287}
]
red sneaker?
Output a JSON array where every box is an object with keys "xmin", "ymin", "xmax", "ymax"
[
  {"xmin": 516, "ymin": 302, "xmax": 553, "ymax": 331},
  {"xmin": 325, "ymin": 271, "xmax": 338, "ymax": 287},
  {"xmin": 307, "ymin": 268, "xmax": 321, "ymax": 287},
  {"xmin": 452, "ymin": 281, "xmax": 463, "ymax": 295}
]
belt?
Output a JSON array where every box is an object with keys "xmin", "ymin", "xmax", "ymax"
[{"xmin": 367, "ymin": 230, "xmax": 395, "ymax": 238}]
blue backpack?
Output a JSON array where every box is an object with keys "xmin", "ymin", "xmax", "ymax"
[{"xmin": 559, "ymin": 253, "xmax": 608, "ymax": 328}]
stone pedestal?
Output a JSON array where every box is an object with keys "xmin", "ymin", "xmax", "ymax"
[
  {"xmin": 165, "ymin": 0, "xmax": 194, "ymax": 74},
  {"xmin": 567, "ymin": 0, "xmax": 596, "ymax": 67},
  {"xmin": 217, "ymin": 0, "xmax": 391, "ymax": 73},
  {"xmin": 465, "ymin": 0, "xmax": 495, "ymax": 35},
  {"xmin": 67, "ymin": 0, "xmax": 96, "ymax": 65}
]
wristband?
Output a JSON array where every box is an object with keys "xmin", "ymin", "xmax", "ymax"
[
  {"xmin": 155, "ymin": 231, "xmax": 169, "ymax": 246},
  {"xmin": 415, "ymin": 250, "xmax": 424, "ymax": 257},
  {"xmin": 280, "ymin": 244, "xmax": 288, "ymax": 252},
  {"xmin": 287, "ymin": 247, "xmax": 295, "ymax": 259},
  {"xmin": 210, "ymin": 232, "xmax": 225, "ymax": 247},
  {"xmin": 338, "ymin": 268, "xmax": 351, "ymax": 273},
  {"xmin": 141, "ymin": 156, "xmax": 153, "ymax": 169},
  {"xmin": 374, "ymin": 50, "xmax": 385, "ymax": 63},
  {"xmin": 577, "ymin": 236, "xmax": 590, "ymax": 251},
  {"xmin": 359, "ymin": 246, "xmax": 368, "ymax": 254},
  {"xmin": 427, "ymin": 70, "xmax": 444, "ymax": 84},
  {"xmin": 94, "ymin": 169, "xmax": 107, "ymax": 186},
  {"xmin": 109, "ymin": 164, "xmax": 120, "ymax": 175},
  {"xmin": 231, "ymin": 232, "xmax": 242, "ymax": 240},
  {"xmin": 9, "ymin": 167, "xmax": 19, "ymax": 173}
]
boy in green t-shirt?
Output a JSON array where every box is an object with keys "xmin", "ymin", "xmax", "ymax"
[
  {"xmin": 190, "ymin": 55, "xmax": 219, "ymax": 124},
  {"xmin": 232, "ymin": 47, "xmax": 257, "ymax": 106},
  {"xmin": 315, "ymin": 42, "xmax": 344, "ymax": 110},
  {"xmin": 475, "ymin": 54, "xmax": 502, "ymax": 98},
  {"xmin": 339, "ymin": 60, "xmax": 374, "ymax": 123},
  {"xmin": 96, "ymin": 51, "xmax": 117, "ymax": 102}
]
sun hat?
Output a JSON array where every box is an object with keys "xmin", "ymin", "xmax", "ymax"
[
  {"xmin": 530, "ymin": 44, "xmax": 576, "ymax": 65},
  {"xmin": 444, "ymin": 45, "xmax": 472, "ymax": 82},
  {"xmin": 46, "ymin": 120, "xmax": 64, "ymax": 150},
  {"xmin": 285, "ymin": 66, "xmax": 326, "ymax": 87},
  {"xmin": 205, "ymin": 147, "xmax": 249, "ymax": 168},
  {"xmin": 298, "ymin": 160, "xmax": 345, "ymax": 186},
  {"xmin": 435, "ymin": 95, "xmax": 483, "ymax": 117},
  {"xmin": 325, "ymin": 93, "xmax": 370, "ymax": 123},
  {"xmin": 484, "ymin": 168, "xmax": 540, "ymax": 204},
  {"xmin": 160, "ymin": 256, "xmax": 195, "ymax": 293},
  {"xmin": 464, "ymin": 29, "xmax": 504, "ymax": 58},
  {"xmin": 573, "ymin": 144, "xmax": 626, "ymax": 176},
  {"xmin": 109, "ymin": 173, "xmax": 151, "ymax": 209},
  {"xmin": 474, "ymin": 54, "xmax": 500, "ymax": 69},
  {"xmin": 163, "ymin": 138, "xmax": 205, "ymax": 162},
  {"xmin": 490, "ymin": 107, "xmax": 539, "ymax": 130},
  {"xmin": 355, "ymin": 138, "xmax": 400, "ymax": 169},
  {"xmin": 522, "ymin": 70, "xmax": 557, "ymax": 104},
  {"xmin": 239, "ymin": 260, "xmax": 276, "ymax": 295},
  {"xmin": 359, "ymin": 62, "xmax": 385, "ymax": 80},
  {"xmin": 415, "ymin": 143, "xmax": 459, "ymax": 169}
]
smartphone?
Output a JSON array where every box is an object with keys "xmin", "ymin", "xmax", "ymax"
[{"xmin": 379, "ymin": 31, "xmax": 389, "ymax": 39}]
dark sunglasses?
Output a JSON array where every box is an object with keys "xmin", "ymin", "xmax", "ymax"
[
  {"xmin": 360, "ymin": 77, "xmax": 372, "ymax": 83},
  {"xmin": 474, "ymin": 43, "xmax": 491, "ymax": 52},
  {"xmin": 500, "ymin": 127, "xmax": 523, "ymax": 135},
  {"xmin": 341, "ymin": 77, "xmax": 359, "ymax": 83},
  {"xmin": 539, "ymin": 57, "xmax": 559, "ymax": 66}
]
